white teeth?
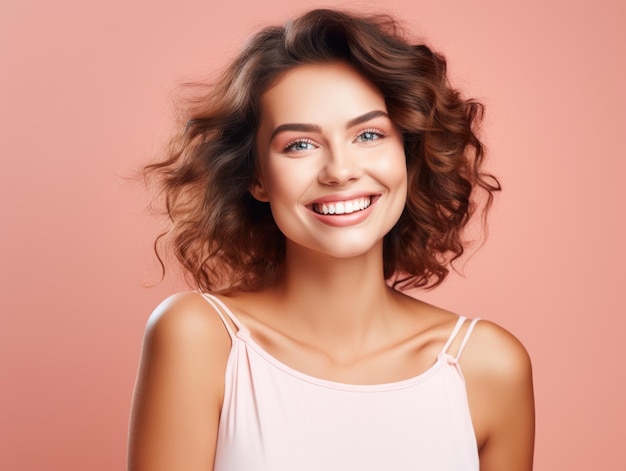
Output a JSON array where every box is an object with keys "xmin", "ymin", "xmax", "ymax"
[{"xmin": 314, "ymin": 197, "xmax": 371, "ymax": 215}]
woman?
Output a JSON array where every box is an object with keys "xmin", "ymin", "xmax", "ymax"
[{"xmin": 128, "ymin": 9, "xmax": 534, "ymax": 470}]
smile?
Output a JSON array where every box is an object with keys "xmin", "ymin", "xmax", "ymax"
[{"xmin": 312, "ymin": 197, "xmax": 371, "ymax": 215}]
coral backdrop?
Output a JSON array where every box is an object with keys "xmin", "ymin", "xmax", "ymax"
[{"xmin": 1, "ymin": 0, "xmax": 624, "ymax": 469}]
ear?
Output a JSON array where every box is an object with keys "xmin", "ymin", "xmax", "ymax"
[{"xmin": 249, "ymin": 177, "xmax": 270, "ymax": 202}]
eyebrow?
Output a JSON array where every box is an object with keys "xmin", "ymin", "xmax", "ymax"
[
  {"xmin": 269, "ymin": 110, "xmax": 389, "ymax": 141},
  {"xmin": 346, "ymin": 110, "xmax": 389, "ymax": 129}
]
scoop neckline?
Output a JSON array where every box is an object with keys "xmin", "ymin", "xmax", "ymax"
[{"xmin": 234, "ymin": 328, "xmax": 451, "ymax": 392}]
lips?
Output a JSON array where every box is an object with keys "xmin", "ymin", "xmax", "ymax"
[{"xmin": 312, "ymin": 196, "xmax": 372, "ymax": 215}]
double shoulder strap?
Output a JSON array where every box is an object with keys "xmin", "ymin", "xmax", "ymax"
[
  {"xmin": 440, "ymin": 316, "xmax": 480, "ymax": 361},
  {"xmin": 201, "ymin": 293, "xmax": 245, "ymax": 340}
]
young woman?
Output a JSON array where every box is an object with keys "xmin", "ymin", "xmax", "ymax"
[{"xmin": 128, "ymin": 9, "xmax": 534, "ymax": 471}]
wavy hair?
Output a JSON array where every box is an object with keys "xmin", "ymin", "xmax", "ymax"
[{"xmin": 146, "ymin": 8, "xmax": 501, "ymax": 293}]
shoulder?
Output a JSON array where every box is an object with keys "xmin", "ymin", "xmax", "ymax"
[
  {"xmin": 459, "ymin": 320, "xmax": 535, "ymax": 466},
  {"xmin": 138, "ymin": 291, "xmax": 233, "ymax": 394},
  {"xmin": 458, "ymin": 320, "xmax": 533, "ymax": 419},
  {"xmin": 136, "ymin": 291, "xmax": 233, "ymax": 405},
  {"xmin": 128, "ymin": 292, "xmax": 231, "ymax": 470},
  {"xmin": 459, "ymin": 320, "xmax": 533, "ymax": 389},
  {"xmin": 144, "ymin": 291, "xmax": 231, "ymax": 349}
]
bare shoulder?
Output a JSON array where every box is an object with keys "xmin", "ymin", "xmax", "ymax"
[
  {"xmin": 460, "ymin": 320, "xmax": 535, "ymax": 471},
  {"xmin": 128, "ymin": 291, "xmax": 231, "ymax": 471},
  {"xmin": 144, "ymin": 291, "xmax": 231, "ymax": 349},
  {"xmin": 134, "ymin": 291, "xmax": 232, "ymax": 428},
  {"xmin": 460, "ymin": 320, "xmax": 532, "ymax": 384}
]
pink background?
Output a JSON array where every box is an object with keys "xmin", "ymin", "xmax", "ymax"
[{"xmin": 1, "ymin": 0, "xmax": 624, "ymax": 469}]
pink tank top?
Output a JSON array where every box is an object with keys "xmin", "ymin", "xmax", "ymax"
[{"xmin": 202, "ymin": 293, "xmax": 480, "ymax": 470}]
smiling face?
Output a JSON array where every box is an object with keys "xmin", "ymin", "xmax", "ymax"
[{"xmin": 252, "ymin": 61, "xmax": 408, "ymax": 260}]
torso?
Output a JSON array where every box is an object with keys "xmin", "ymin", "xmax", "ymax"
[
  {"xmin": 202, "ymin": 292, "xmax": 482, "ymax": 471},
  {"xmin": 211, "ymin": 289, "xmax": 488, "ymax": 448}
]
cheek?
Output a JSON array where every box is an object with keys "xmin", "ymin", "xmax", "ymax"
[
  {"xmin": 391, "ymin": 157, "xmax": 408, "ymax": 184},
  {"xmin": 384, "ymin": 149, "xmax": 409, "ymax": 216},
  {"xmin": 394, "ymin": 173, "xmax": 409, "ymax": 214},
  {"xmin": 264, "ymin": 158, "xmax": 313, "ymax": 197},
  {"xmin": 259, "ymin": 163, "xmax": 305, "ymax": 218},
  {"xmin": 380, "ymin": 146, "xmax": 408, "ymax": 189}
]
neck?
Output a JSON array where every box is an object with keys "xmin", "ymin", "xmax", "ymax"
[{"xmin": 272, "ymin": 241, "xmax": 397, "ymax": 345}]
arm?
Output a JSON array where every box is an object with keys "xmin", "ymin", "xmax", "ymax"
[
  {"xmin": 461, "ymin": 321, "xmax": 535, "ymax": 471},
  {"xmin": 127, "ymin": 292, "xmax": 231, "ymax": 471}
]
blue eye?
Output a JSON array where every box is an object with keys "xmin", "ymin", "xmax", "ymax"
[
  {"xmin": 356, "ymin": 129, "xmax": 384, "ymax": 142},
  {"xmin": 284, "ymin": 139, "xmax": 315, "ymax": 152}
]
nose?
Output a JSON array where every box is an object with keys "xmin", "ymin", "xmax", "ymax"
[{"xmin": 318, "ymin": 144, "xmax": 363, "ymax": 185}]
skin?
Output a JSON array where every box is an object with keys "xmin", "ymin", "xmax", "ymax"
[{"xmin": 128, "ymin": 62, "xmax": 535, "ymax": 470}]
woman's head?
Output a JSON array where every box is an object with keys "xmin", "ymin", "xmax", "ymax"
[
  {"xmin": 148, "ymin": 8, "xmax": 500, "ymax": 293},
  {"xmin": 252, "ymin": 61, "xmax": 408, "ymax": 262}
]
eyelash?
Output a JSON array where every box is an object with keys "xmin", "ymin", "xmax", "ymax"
[
  {"xmin": 283, "ymin": 138, "xmax": 316, "ymax": 153},
  {"xmin": 282, "ymin": 128, "xmax": 386, "ymax": 153},
  {"xmin": 355, "ymin": 128, "xmax": 385, "ymax": 142}
]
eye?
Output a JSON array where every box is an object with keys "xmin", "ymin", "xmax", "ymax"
[
  {"xmin": 283, "ymin": 138, "xmax": 316, "ymax": 153},
  {"xmin": 355, "ymin": 129, "xmax": 385, "ymax": 143}
]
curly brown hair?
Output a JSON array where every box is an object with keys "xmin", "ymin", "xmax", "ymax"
[{"xmin": 146, "ymin": 8, "xmax": 501, "ymax": 294}]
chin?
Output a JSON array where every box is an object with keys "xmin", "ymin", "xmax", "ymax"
[{"xmin": 296, "ymin": 237, "xmax": 385, "ymax": 260}]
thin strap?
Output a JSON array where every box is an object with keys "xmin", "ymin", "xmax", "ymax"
[
  {"xmin": 440, "ymin": 316, "xmax": 467, "ymax": 355},
  {"xmin": 455, "ymin": 318, "xmax": 480, "ymax": 361},
  {"xmin": 199, "ymin": 292, "xmax": 247, "ymax": 339}
]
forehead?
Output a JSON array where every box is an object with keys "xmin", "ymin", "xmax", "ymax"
[{"xmin": 259, "ymin": 62, "xmax": 387, "ymax": 127}]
